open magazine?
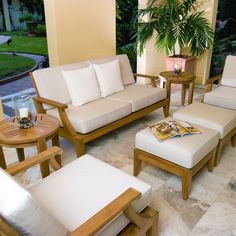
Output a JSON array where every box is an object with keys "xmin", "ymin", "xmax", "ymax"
[{"xmin": 149, "ymin": 120, "xmax": 201, "ymax": 142}]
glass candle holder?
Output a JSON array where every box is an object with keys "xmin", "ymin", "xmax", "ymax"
[
  {"xmin": 173, "ymin": 59, "xmax": 182, "ymax": 76},
  {"xmin": 13, "ymin": 94, "xmax": 34, "ymax": 129}
]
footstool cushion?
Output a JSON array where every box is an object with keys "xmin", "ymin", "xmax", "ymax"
[
  {"xmin": 134, "ymin": 117, "xmax": 218, "ymax": 200},
  {"xmin": 173, "ymin": 102, "xmax": 236, "ymax": 139},
  {"xmin": 135, "ymin": 118, "xmax": 218, "ymax": 169}
]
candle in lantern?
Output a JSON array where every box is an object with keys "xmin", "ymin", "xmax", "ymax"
[
  {"xmin": 174, "ymin": 64, "xmax": 181, "ymax": 71},
  {"xmin": 19, "ymin": 107, "xmax": 29, "ymax": 118}
]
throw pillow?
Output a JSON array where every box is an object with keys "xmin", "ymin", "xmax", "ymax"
[
  {"xmin": 93, "ymin": 59, "xmax": 124, "ymax": 97},
  {"xmin": 62, "ymin": 65, "xmax": 101, "ymax": 106}
]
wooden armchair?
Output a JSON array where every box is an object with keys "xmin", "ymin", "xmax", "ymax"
[
  {"xmin": 203, "ymin": 55, "xmax": 236, "ymax": 110},
  {"xmin": 0, "ymin": 147, "xmax": 158, "ymax": 236}
]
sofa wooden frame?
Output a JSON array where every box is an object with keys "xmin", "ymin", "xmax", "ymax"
[
  {"xmin": 31, "ymin": 72, "xmax": 170, "ymax": 157},
  {"xmin": 0, "ymin": 147, "xmax": 159, "ymax": 236}
]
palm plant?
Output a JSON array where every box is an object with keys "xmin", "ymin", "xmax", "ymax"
[{"xmin": 136, "ymin": 0, "xmax": 214, "ymax": 56}]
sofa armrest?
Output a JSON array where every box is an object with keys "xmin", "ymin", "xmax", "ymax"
[
  {"xmin": 205, "ymin": 74, "xmax": 222, "ymax": 93},
  {"xmin": 33, "ymin": 96, "xmax": 68, "ymax": 110},
  {"xmin": 33, "ymin": 96, "xmax": 77, "ymax": 136},
  {"xmin": 70, "ymin": 188, "xmax": 141, "ymax": 236},
  {"xmin": 6, "ymin": 147, "xmax": 62, "ymax": 176},
  {"xmin": 133, "ymin": 73, "xmax": 159, "ymax": 88}
]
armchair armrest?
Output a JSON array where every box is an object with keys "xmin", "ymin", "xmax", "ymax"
[
  {"xmin": 205, "ymin": 74, "xmax": 222, "ymax": 93},
  {"xmin": 6, "ymin": 147, "xmax": 63, "ymax": 176},
  {"xmin": 33, "ymin": 96, "xmax": 68, "ymax": 110},
  {"xmin": 70, "ymin": 188, "xmax": 141, "ymax": 236},
  {"xmin": 133, "ymin": 73, "xmax": 159, "ymax": 88}
]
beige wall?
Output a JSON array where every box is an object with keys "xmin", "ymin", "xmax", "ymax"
[
  {"xmin": 137, "ymin": 0, "xmax": 219, "ymax": 85},
  {"xmin": 44, "ymin": 0, "xmax": 116, "ymax": 66}
]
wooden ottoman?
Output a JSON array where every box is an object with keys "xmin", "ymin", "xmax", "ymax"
[
  {"xmin": 173, "ymin": 102, "xmax": 236, "ymax": 166},
  {"xmin": 134, "ymin": 118, "xmax": 219, "ymax": 200}
]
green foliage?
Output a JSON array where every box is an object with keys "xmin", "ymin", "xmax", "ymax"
[
  {"xmin": 116, "ymin": 0, "xmax": 138, "ymax": 71},
  {"xmin": 0, "ymin": 32, "xmax": 48, "ymax": 55},
  {"xmin": 36, "ymin": 24, "xmax": 46, "ymax": 36},
  {"xmin": 135, "ymin": 0, "xmax": 214, "ymax": 56},
  {"xmin": 0, "ymin": 54, "xmax": 35, "ymax": 80},
  {"xmin": 19, "ymin": 13, "xmax": 33, "ymax": 23}
]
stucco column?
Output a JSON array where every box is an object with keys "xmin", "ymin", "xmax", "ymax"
[
  {"xmin": 2, "ymin": 0, "xmax": 11, "ymax": 31},
  {"xmin": 44, "ymin": 0, "xmax": 116, "ymax": 66}
]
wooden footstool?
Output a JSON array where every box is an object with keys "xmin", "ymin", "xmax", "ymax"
[
  {"xmin": 134, "ymin": 118, "xmax": 218, "ymax": 200},
  {"xmin": 173, "ymin": 102, "xmax": 236, "ymax": 166}
]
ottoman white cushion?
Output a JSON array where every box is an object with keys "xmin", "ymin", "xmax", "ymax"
[
  {"xmin": 173, "ymin": 102, "xmax": 236, "ymax": 139},
  {"xmin": 29, "ymin": 154, "xmax": 151, "ymax": 236},
  {"xmin": 135, "ymin": 118, "xmax": 218, "ymax": 169}
]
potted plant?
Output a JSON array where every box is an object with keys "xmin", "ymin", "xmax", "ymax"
[{"xmin": 136, "ymin": 0, "xmax": 214, "ymax": 73}]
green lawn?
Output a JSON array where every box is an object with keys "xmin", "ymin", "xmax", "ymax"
[
  {"xmin": 0, "ymin": 54, "xmax": 35, "ymax": 80},
  {"xmin": 0, "ymin": 31, "xmax": 47, "ymax": 81},
  {"xmin": 0, "ymin": 31, "xmax": 48, "ymax": 55}
]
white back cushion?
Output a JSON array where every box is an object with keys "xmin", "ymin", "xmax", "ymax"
[
  {"xmin": 32, "ymin": 61, "xmax": 89, "ymax": 104},
  {"xmin": 93, "ymin": 60, "xmax": 124, "ymax": 97},
  {"xmin": 62, "ymin": 65, "xmax": 101, "ymax": 106},
  {"xmin": 0, "ymin": 169, "xmax": 68, "ymax": 236},
  {"xmin": 89, "ymin": 54, "xmax": 135, "ymax": 85},
  {"xmin": 221, "ymin": 55, "xmax": 236, "ymax": 87}
]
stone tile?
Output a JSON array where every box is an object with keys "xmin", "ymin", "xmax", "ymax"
[{"xmin": 190, "ymin": 177, "xmax": 236, "ymax": 235}]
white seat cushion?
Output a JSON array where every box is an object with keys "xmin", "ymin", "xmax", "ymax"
[
  {"xmin": 89, "ymin": 54, "xmax": 135, "ymax": 86},
  {"xmin": 32, "ymin": 62, "xmax": 89, "ymax": 105},
  {"xmin": 135, "ymin": 118, "xmax": 219, "ymax": 169},
  {"xmin": 28, "ymin": 155, "xmax": 151, "ymax": 236},
  {"xmin": 62, "ymin": 65, "xmax": 101, "ymax": 106},
  {"xmin": 221, "ymin": 55, "xmax": 236, "ymax": 87},
  {"xmin": 47, "ymin": 98, "xmax": 132, "ymax": 134},
  {"xmin": 93, "ymin": 59, "xmax": 124, "ymax": 97},
  {"xmin": 107, "ymin": 84, "xmax": 167, "ymax": 112},
  {"xmin": 0, "ymin": 169, "xmax": 68, "ymax": 236},
  {"xmin": 173, "ymin": 102, "xmax": 236, "ymax": 139},
  {"xmin": 204, "ymin": 86, "xmax": 236, "ymax": 110}
]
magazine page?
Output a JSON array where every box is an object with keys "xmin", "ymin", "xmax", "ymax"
[
  {"xmin": 150, "ymin": 121, "xmax": 179, "ymax": 142},
  {"xmin": 175, "ymin": 120, "xmax": 201, "ymax": 134},
  {"xmin": 167, "ymin": 120, "xmax": 189, "ymax": 136},
  {"xmin": 149, "ymin": 120, "xmax": 201, "ymax": 142}
]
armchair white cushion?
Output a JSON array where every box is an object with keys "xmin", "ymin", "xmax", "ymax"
[
  {"xmin": 93, "ymin": 59, "xmax": 124, "ymax": 97},
  {"xmin": 62, "ymin": 65, "xmax": 100, "ymax": 106},
  {"xmin": 29, "ymin": 155, "xmax": 151, "ymax": 235},
  {"xmin": 204, "ymin": 55, "xmax": 236, "ymax": 110},
  {"xmin": 221, "ymin": 55, "xmax": 236, "ymax": 87},
  {"xmin": 0, "ymin": 169, "xmax": 68, "ymax": 236}
]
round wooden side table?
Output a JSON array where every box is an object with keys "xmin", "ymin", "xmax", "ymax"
[
  {"xmin": 159, "ymin": 71, "xmax": 196, "ymax": 105},
  {"xmin": 0, "ymin": 114, "xmax": 61, "ymax": 178}
]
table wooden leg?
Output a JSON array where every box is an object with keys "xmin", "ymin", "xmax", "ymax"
[
  {"xmin": 166, "ymin": 81, "xmax": 171, "ymax": 100},
  {"xmin": 37, "ymin": 138, "xmax": 50, "ymax": 178},
  {"xmin": 0, "ymin": 145, "xmax": 6, "ymax": 169},
  {"xmin": 16, "ymin": 148, "xmax": 25, "ymax": 162},
  {"xmin": 188, "ymin": 80, "xmax": 195, "ymax": 104},
  {"xmin": 181, "ymin": 84, "xmax": 187, "ymax": 105},
  {"xmin": 51, "ymin": 134, "xmax": 61, "ymax": 166}
]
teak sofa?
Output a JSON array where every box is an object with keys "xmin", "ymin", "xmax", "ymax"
[{"xmin": 31, "ymin": 54, "xmax": 169, "ymax": 156}]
